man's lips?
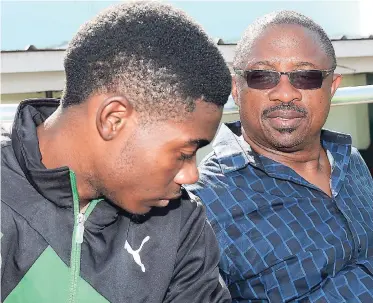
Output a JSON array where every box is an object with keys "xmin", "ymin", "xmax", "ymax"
[
  {"xmin": 264, "ymin": 110, "xmax": 306, "ymax": 130},
  {"xmin": 265, "ymin": 110, "xmax": 306, "ymax": 119}
]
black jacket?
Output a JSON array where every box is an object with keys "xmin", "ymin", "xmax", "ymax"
[{"xmin": 1, "ymin": 99, "xmax": 231, "ymax": 303}]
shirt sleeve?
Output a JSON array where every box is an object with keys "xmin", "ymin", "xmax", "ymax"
[{"xmin": 162, "ymin": 198, "xmax": 231, "ymax": 303}]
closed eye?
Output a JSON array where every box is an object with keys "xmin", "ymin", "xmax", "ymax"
[{"xmin": 179, "ymin": 152, "xmax": 196, "ymax": 161}]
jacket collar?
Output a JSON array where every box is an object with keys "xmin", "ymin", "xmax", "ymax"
[{"xmin": 11, "ymin": 99, "xmax": 77, "ymax": 208}]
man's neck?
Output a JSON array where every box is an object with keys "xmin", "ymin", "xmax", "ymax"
[
  {"xmin": 243, "ymin": 131, "xmax": 332, "ymax": 196},
  {"xmin": 37, "ymin": 106, "xmax": 96, "ymax": 207},
  {"xmin": 37, "ymin": 106, "xmax": 71, "ymax": 169}
]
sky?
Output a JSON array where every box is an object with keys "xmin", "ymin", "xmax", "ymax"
[{"xmin": 1, "ymin": 0, "xmax": 373, "ymax": 51}]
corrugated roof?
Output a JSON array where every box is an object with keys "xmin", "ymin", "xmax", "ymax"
[
  {"xmin": 214, "ymin": 35, "xmax": 373, "ymax": 45},
  {"xmin": 330, "ymin": 34, "xmax": 373, "ymax": 40},
  {"xmin": 2, "ymin": 35, "xmax": 373, "ymax": 53}
]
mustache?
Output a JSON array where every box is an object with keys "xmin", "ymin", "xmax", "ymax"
[{"xmin": 262, "ymin": 103, "xmax": 307, "ymax": 118}]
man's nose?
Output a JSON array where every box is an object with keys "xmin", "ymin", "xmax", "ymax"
[
  {"xmin": 174, "ymin": 161, "xmax": 199, "ymax": 185},
  {"xmin": 268, "ymin": 74, "xmax": 302, "ymax": 103}
]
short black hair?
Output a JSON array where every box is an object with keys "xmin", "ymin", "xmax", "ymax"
[
  {"xmin": 61, "ymin": 1, "xmax": 231, "ymax": 120},
  {"xmin": 233, "ymin": 10, "xmax": 336, "ymax": 70}
]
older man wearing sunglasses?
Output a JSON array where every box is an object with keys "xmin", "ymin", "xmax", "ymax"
[{"xmin": 187, "ymin": 10, "xmax": 373, "ymax": 303}]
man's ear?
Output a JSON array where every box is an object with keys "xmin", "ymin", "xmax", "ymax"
[
  {"xmin": 96, "ymin": 96, "xmax": 134, "ymax": 141},
  {"xmin": 231, "ymin": 76, "xmax": 240, "ymax": 107},
  {"xmin": 330, "ymin": 74, "xmax": 342, "ymax": 98}
]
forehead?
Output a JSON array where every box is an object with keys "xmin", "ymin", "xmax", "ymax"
[
  {"xmin": 246, "ymin": 24, "xmax": 331, "ymax": 69},
  {"xmin": 142, "ymin": 100, "xmax": 222, "ymax": 147},
  {"xmin": 176, "ymin": 100, "xmax": 222, "ymax": 142}
]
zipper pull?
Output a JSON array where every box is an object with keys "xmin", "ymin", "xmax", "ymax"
[{"xmin": 75, "ymin": 213, "xmax": 85, "ymax": 244}]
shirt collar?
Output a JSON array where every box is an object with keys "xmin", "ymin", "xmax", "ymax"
[
  {"xmin": 321, "ymin": 130, "xmax": 352, "ymax": 195},
  {"xmin": 212, "ymin": 121, "xmax": 264, "ymax": 174},
  {"xmin": 212, "ymin": 121, "xmax": 352, "ymax": 176}
]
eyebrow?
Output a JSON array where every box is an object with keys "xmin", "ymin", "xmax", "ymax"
[
  {"xmin": 293, "ymin": 61, "xmax": 318, "ymax": 69},
  {"xmin": 185, "ymin": 139, "xmax": 211, "ymax": 149},
  {"xmin": 248, "ymin": 60, "xmax": 276, "ymax": 69},
  {"xmin": 247, "ymin": 60, "xmax": 319, "ymax": 70}
]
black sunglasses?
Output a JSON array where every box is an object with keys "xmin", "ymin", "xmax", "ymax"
[{"xmin": 234, "ymin": 68, "xmax": 335, "ymax": 90}]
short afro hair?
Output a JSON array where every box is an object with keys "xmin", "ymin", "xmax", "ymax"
[
  {"xmin": 233, "ymin": 10, "xmax": 336, "ymax": 70},
  {"xmin": 61, "ymin": 1, "xmax": 231, "ymax": 120}
]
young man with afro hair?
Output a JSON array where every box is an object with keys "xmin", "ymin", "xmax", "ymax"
[{"xmin": 1, "ymin": 2, "xmax": 232, "ymax": 302}]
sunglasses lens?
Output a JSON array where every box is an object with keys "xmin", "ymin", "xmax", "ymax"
[
  {"xmin": 246, "ymin": 71, "xmax": 279, "ymax": 89},
  {"xmin": 290, "ymin": 70, "xmax": 323, "ymax": 89}
]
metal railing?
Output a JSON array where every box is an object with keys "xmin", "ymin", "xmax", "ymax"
[
  {"xmin": 332, "ymin": 85, "xmax": 373, "ymax": 106},
  {"xmin": 1, "ymin": 85, "xmax": 373, "ymax": 122},
  {"xmin": 223, "ymin": 84, "xmax": 373, "ymax": 112}
]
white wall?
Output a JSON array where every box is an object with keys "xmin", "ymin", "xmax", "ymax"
[
  {"xmin": 1, "ymin": 91, "xmax": 62, "ymax": 104},
  {"xmin": 1, "ymin": 71, "xmax": 65, "ymax": 95},
  {"xmin": 325, "ymin": 103, "xmax": 371, "ymax": 149}
]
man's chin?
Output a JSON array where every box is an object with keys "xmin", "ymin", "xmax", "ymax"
[
  {"xmin": 266, "ymin": 129, "xmax": 306, "ymax": 151},
  {"xmin": 123, "ymin": 205, "xmax": 152, "ymax": 216},
  {"xmin": 106, "ymin": 195, "xmax": 179, "ymax": 215},
  {"xmin": 154, "ymin": 199, "xmax": 171, "ymax": 207},
  {"xmin": 121, "ymin": 200, "xmax": 171, "ymax": 215},
  {"xmin": 105, "ymin": 198, "xmax": 152, "ymax": 216}
]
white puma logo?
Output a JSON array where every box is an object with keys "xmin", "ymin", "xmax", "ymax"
[{"xmin": 124, "ymin": 236, "xmax": 150, "ymax": 272}]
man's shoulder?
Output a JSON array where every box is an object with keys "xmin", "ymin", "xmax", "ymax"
[
  {"xmin": 1, "ymin": 134, "xmax": 26, "ymax": 185},
  {"xmin": 1, "ymin": 133, "xmax": 26, "ymax": 187},
  {"xmin": 177, "ymin": 189, "xmax": 207, "ymax": 225},
  {"xmin": 349, "ymin": 146, "xmax": 373, "ymax": 180},
  {"xmin": 1, "ymin": 138, "xmax": 38, "ymax": 222},
  {"xmin": 350, "ymin": 146, "xmax": 364, "ymax": 160},
  {"xmin": 322, "ymin": 129, "xmax": 352, "ymax": 145}
]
